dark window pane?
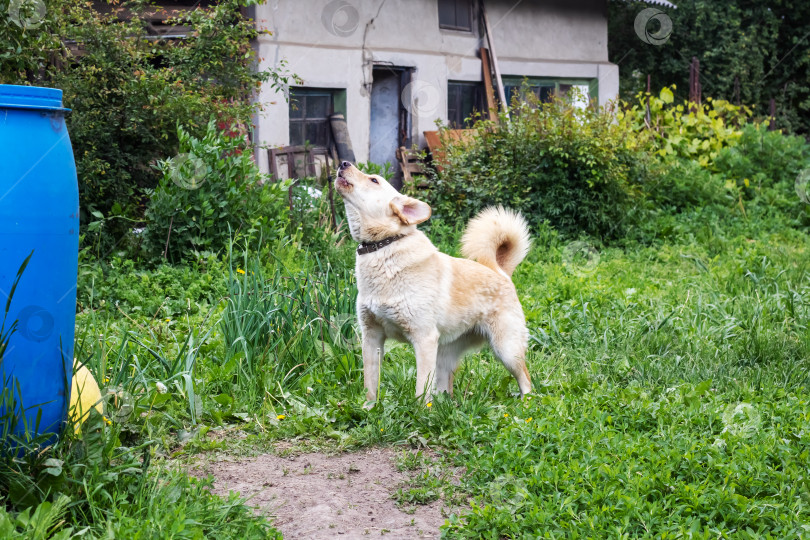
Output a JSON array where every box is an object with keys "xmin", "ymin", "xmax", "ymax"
[
  {"xmin": 438, "ymin": 0, "xmax": 455, "ymax": 26},
  {"xmin": 289, "ymin": 98, "xmax": 303, "ymax": 119},
  {"xmin": 439, "ymin": 0, "xmax": 471, "ymax": 30},
  {"xmin": 448, "ymin": 82, "xmax": 483, "ymax": 128},
  {"xmin": 304, "ymin": 122, "xmax": 329, "ymax": 146},
  {"xmin": 307, "ymin": 95, "xmax": 329, "ymax": 118},
  {"xmin": 288, "ymin": 88, "xmax": 336, "ymax": 147},
  {"xmin": 455, "ymin": 1, "xmax": 471, "ymax": 30},
  {"xmin": 289, "ymin": 123, "xmax": 304, "ymax": 146}
]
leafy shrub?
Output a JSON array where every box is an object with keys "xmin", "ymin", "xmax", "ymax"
[
  {"xmin": 356, "ymin": 161, "xmax": 395, "ymax": 180},
  {"xmin": 712, "ymin": 123, "xmax": 810, "ymax": 196},
  {"xmin": 644, "ymin": 159, "xmax": 729, "ymax": 212},
  {"xmin": 619, "ymin": 87, "xmax": 752, "ymax": 166},
  {"xmin": 143, "ymin": 121, "xmax": 289, "ymax": 262},
  {"xmin": 2, "ymin": 0, "xmax": 295, "ymax": 247},
  {"xmin": 428, "ymin": 95, "xmax": 648, "ymax": 239}
]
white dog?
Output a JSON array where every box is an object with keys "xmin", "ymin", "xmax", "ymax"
[{"xmin": 334, "ymin": 161, "xmax": 532, "ymax": 402}]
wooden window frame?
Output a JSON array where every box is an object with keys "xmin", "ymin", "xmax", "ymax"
[{"xmin": 438, "ymin": 0, "xmax": 473, "ymax": 32}]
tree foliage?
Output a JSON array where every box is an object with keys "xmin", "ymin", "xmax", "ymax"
[
  {"xmin": 609, "ymin": 0, "xmax": 810, "ymax": 134},
  {"xmin": 1, "ymin": 0, "xmax": 295, "ymax": 244}
]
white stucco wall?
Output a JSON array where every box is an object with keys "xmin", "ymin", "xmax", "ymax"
[{"xmin": 253, "ymin": 0, "xmax": 619, "ymax": 173}]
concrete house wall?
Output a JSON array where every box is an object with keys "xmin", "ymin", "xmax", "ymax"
[{"xmin": 253, "ymin": 0, "xmax": 619, "ymax": 174}]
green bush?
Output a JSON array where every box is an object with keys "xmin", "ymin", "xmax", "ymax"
[
  {"xmin": 642, "ymin": 159, "xmax": 728, "ymax": 213},
  {"xmin": 1, "ymin": 0, "xmax": 295, "ymax": 247},
  {"xmin": 428, "ymin": 95, "xmax": 647, "ymax": 239},
  {"xmin": 143, "ymin": 121, "xmax": 289, "ymax": 262},
  {"xmin": 618, "ymin": 87, "xmax": 752, "ymax": 166},
  {"xmin": 712, "ymin": 124, "xmax": 810, "ymax": 196}
]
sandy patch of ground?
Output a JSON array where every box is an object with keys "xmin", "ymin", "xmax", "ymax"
[{"xmin": 201, "ymin": 447, "xmax": 450, "ymax": 539}]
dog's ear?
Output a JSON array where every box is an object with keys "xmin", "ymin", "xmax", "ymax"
[{"xmin": 390, "ymin": 196, "xmax": 432, "ymax": 225}]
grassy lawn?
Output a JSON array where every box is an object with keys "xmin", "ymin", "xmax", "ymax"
[
  {"xmin": 4, "ymin": 193, "xmax": 803, "ymax": 537},
  {"xmin": 3, "ymin": 100, "xmax": 809, "ymax": 537}
]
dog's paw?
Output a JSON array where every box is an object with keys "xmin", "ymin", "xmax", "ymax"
[{"xmin": 362, "ymin": 400, "xmax": 376, "ymax": 410}]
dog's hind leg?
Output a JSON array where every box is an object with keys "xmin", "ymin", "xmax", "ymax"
[
  {"xmin": 486, "ymin": 315, "xmax": 532, "ymax": 397},
  {"xmin": 412, "ymin": 329, "xmax": 440, "ymax": 401},
  {"xmin": 436, "ymin": 342, "xmax": 464, "ymax": 396},
  {"xmin": 436, "ymin": 333, "xmax": 485, "ymax": 396}
]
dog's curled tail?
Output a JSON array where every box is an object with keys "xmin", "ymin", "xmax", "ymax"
[{"xmin": 461, "ymin": 206, "xmax": 532, "ymax": 278}]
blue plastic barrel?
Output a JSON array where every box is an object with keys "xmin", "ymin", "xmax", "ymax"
[{"xmin": 0, "ymin": 85, "xmax": 79, "ymax": 440}]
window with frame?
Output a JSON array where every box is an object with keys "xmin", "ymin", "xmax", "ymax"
[
  {"xmin": 289, "ymin": 88, "xmax": 335, "ymax": 147},
  {"xmin": 503, "ymin": 78, "xmax": 594, "ymax": 108},
  {"xmin": 447, "ymin": 82, "xmax": 485, "ymax": 128},
  {"xmin": 438, "ymin": 0, "xmax": 472, "ymax": 31}
]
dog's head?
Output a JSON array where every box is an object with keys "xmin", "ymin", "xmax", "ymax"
[{"xmin": 334, "ymin": 161, "xmax": 431, "ymax": 243}]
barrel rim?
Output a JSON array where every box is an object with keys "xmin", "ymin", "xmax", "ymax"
[{"xmin": 0, "ymin": 84, "xmax": 70, "ymax": 112}]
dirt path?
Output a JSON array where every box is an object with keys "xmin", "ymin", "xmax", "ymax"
[{"xmin": 202, "ymin": 447, "xmax": 450, "ymax": 538}]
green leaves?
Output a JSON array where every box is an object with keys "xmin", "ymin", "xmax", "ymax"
[
  {"xmin": 144, "ymin": 120, "xmax": 289, "ymax": 262},
  {"xmin": 428, "ymin": 95, "xmax": 646, "ymax": 239},
  {"xmin": 681, "ymin": 379, "xmax": 712, "ymax": 407}
]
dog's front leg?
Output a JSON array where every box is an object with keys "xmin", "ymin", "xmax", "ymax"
[
  {"xmin": 361, "ymin": 323, "xmax": 385, "ymax": 404},
  {"xmin": 412, "ymin": 330, "xmax": 440, "ymax": 402}
]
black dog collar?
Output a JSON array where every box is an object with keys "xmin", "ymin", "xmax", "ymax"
[{"xmin": 357, "ymin": 235, "xmax": 404, "ymax": 255}]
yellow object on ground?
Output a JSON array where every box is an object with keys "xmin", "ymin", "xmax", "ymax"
[{"xmin": 68, "ymin": 361, "xmax": 103, "ymax": 433}]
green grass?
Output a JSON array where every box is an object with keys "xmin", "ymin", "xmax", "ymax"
[{"xmin": 3, "ymin": 169, "xmax": 810, "ymax": 537}]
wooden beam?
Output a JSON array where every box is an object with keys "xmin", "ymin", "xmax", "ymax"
[
  {"xmin": 480, "ymin": 48, "xmax": 498, "ymax": 122},
  {"xmin": 481, "ymin": 2, "xmax": 509, "ymax": 120}
]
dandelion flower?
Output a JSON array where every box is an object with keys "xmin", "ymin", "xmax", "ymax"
[
  {"xmin": 526, "ymin": 417, "xmax": 532, "ymax": 423},
  {"xmin": 426, "ymin": 402, "xmax": 432, "ymax": 408},
  {"xmin": 504, "ymin": 413, "xmax": 509, "ymax": 418},
  {"xmin": 236, "ymin": 268, "xmax": 246, "ymax": 275},
  {"xmin": 277, "ymin": 414, "xmax": 286, "ymax": 420}
]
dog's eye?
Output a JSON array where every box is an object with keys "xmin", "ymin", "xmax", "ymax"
[{"xmin": 371, "ymin": 178, "xmax": 379, "ymax": 184}]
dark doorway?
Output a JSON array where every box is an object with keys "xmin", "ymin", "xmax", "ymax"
[{"xmin": 369, "ymin": 66, "xmax": 411, "ymax": 189}]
